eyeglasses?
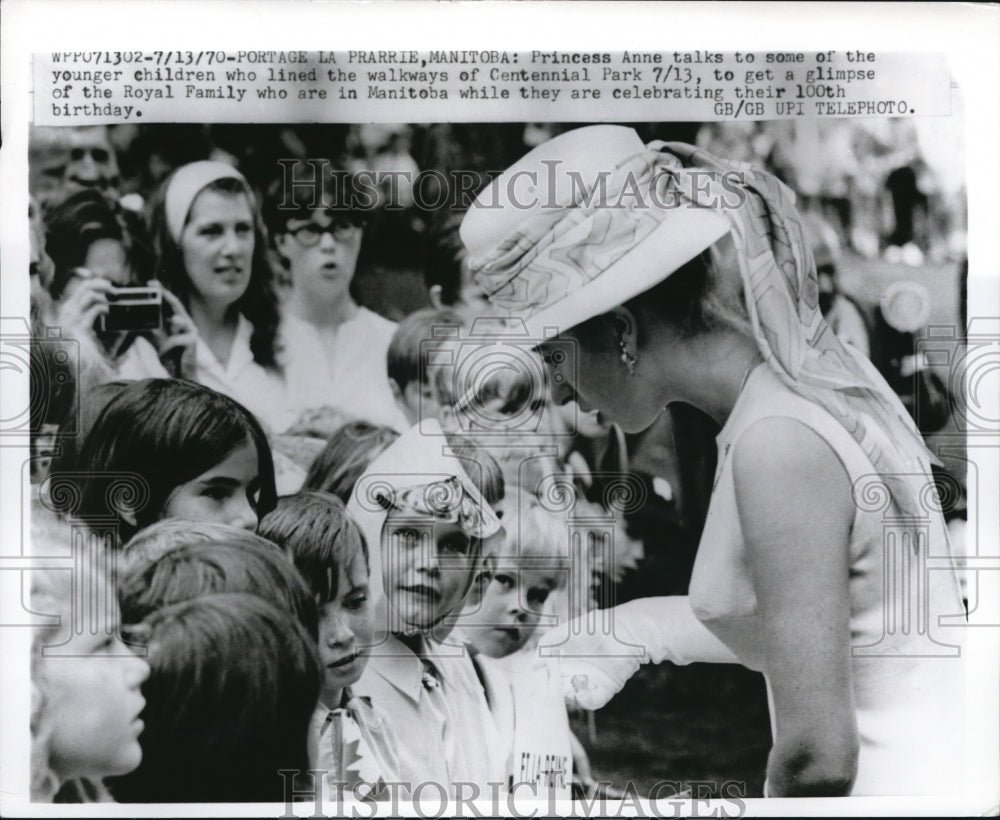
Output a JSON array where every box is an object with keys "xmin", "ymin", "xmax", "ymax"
[
  {"xmin": 286, "ymin": 216, "xmax": 363, "ymax": 248},
  {"xmin": 69, "ymin": 147, "xmax": 112, "ymax": 163}
]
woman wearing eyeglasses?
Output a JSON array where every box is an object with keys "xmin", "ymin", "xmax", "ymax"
[
  {"xmin": 263, "ymin": 164, "xmax": 408, "ymax": 433},
  {"xmin": 148, "ymin": 161, "xmax": 292, "ymax": 434}
]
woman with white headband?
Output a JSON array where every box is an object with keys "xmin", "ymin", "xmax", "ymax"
[
  {"xmin": 461, "ymin": 126, "xmax": 967, "ymax": 797},
  {"xmin": 148, "ymin": 161, "xmax": 292, "ymax": 433}
]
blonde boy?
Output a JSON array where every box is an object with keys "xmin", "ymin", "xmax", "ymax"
[{"xmin": 457, "ymin": 492, "xmax": 573, "ymax": 801}]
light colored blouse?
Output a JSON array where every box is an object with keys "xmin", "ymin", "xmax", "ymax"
[
  {"xmin": 281, "ymin": 307, "xmax": 409, "ymax": 433},
  {"xmin": 188, "ymin": 312, "xmax": 293, "ymax": 434},
  {"xmin": 689, "ymin": 363, "xmax": 967, "ymax": 796}
]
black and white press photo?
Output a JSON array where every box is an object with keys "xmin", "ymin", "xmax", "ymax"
[{"xmin": 2, "ymin": 2, "xmax": 998, "ymax": 816}]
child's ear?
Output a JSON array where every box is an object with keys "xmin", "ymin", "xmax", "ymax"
[
  {"xmin": 388, "ymin": 378, "xmax": 403, "ymax": 403},
  {"xmin": 119, "ymin": 507, "xmax": 138, "ymax": 528}
]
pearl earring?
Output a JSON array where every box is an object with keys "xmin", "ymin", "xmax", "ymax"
[{"xmin": 619, "ymin": 340, "xmax": 637, "ymax": 375}]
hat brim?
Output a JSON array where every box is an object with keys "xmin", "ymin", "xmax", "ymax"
[{"xmin": 520, "ymin": 205, "xmax": 731, "ymax": 342}]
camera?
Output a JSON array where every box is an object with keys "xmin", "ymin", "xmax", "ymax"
[{"xmin": 97, "ymin": 286, "xmax": 162, "ymax": 333}]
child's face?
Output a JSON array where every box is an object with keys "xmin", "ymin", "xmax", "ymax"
[
  {"xmin": 382, "ymin": 510, "xmax": 477, "ymax": 631},
  {"xmin": 42, "ymin": 603, "xmax": 149, "ymax": 781},
  {"xmin": 400, "ymin": 378, "xmax": 441, "ymax": 426},
  {"xmin": 160, "ymin": 440, "xmax": 260, "ymax": 531},
  {"xmin": 275, "ymin": 209, "xmax": 362, "ymax": 301},
  {"xmin": 554, "ymin": 399, "xmax": 611, "ymax": 440},
  {"xmin": 318, "ymin": 560, "xmax": 374, "ymax": 701},
  {"xmin": 465, "ymin": 563, "xmax": 557, "ymax": 658}
]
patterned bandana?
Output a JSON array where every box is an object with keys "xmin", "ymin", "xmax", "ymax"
[
  {"xmin": 472, "ymin": 138, "xmax": 936, "ymax": 518},
  {"xmin": 346, "ymin": 421, "xmax": 506, "ymax": 635},
  {"xmin": 373, "ymin": 475, "xmax": 502, "ymax": 541}
]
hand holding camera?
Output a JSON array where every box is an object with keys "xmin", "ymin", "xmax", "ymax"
[
  {"xmin": 147, "ymin": 281, "xmax": 198, "ymax": 378},
  {"xmin": 55, "ymin": 272, "xmax": 117, "ymax": 342},
  {"xmin": 55, "ymin": 270, "xmax": 197, "ymax": 377}
]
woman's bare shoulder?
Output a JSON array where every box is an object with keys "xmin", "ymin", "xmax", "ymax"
[{"xmin": 732, "ymin": 415, "xmax": 854, "ymax": 524}]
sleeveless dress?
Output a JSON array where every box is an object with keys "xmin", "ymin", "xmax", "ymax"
[{"xmin": 688, "ymin": 363, "xmax": 967, "ymax": 796}]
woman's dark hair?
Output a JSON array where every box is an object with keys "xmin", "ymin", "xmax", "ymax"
[
  {"xmin": 44, "ymin": 189, "xmax": 129, "ymax": 301},
  {"xmin": 261, "ymin": 161, "xmax": 369, "ymax": 241},
  {"xmin": 573, "ymin": 243, "xmax": 749, "ymax": 353},
  {"xmin": 148, "ymin": 174, "xmax": 282, "ymax": 369},
  {"xmin": 258, "ymin": 491, "xmax": 369, "ymax": 605},
  {"xmin": 53, "ymin": 378, "xmax": 276, "ymax": 543},
  {"xmin": 303, "ymin": 421, "xmax": 399, "ymax": 504},
  {"xmin": 118, "ymin": 535, "xmax": 318, "ymax": 640},
  {"xmin": 108, "ymin": 593, "xmax": 320, "ymax": 803}
]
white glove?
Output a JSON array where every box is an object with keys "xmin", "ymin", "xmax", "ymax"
[{"xmin": 537, "ymin": 596, "xmax": 739, "ymax": 710}]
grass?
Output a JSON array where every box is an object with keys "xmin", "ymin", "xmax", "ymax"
[{"xmin": 570, "ymin": 662, "xmax": 772, "ymax": 799}]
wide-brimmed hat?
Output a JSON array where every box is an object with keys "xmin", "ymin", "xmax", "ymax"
[{"xmin": 459, "ymin": 126, "xmax": 730, "ymax": 340}]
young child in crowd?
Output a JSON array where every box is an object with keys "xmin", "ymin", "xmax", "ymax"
[
  {"xmin": 435, "ymin": 331, "xmax": 564, "ymax": 499},
  {"xmin": 109, "ymin": 593, "xmax": 320, "ymax": 803},
  {"xmin": 456, "ymin": 491, "xmax": 573, "ymax": 800},
  {"xmin": 119, "ymin": 517, "xmax": 277, "ymax": 568},
  {"xmin": 303, "ymin": 421, "xmax": 399, "ymax": 504},
  {"xmin": 30, "ymin": 519, "xmax": 148, "ymax": 802},
  {"xmin": 117, "ymin": 529, "xmax": 319, "ymax": 640},
  {"xmin": 346, "ymin": 420, "xmax": 507, "ymax": 796},
  {"xmin": 108, "ymin": 521, "xmax": 320, "ymax": 803},
  {"xmin": 46, "ymin": 378, "xmax": 277, "ymax": 544},
  {"xmin": 386, "ymin": 306, "xmax": 465, "ymax": 427},
  {"xmin": 258, "ymin": 492, "xmax": 401, "ymax": 799}
]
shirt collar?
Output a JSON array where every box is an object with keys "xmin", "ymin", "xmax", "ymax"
[
  {"xmin": 364, "ymin": 632, "xmax": 427, "ymax": 704},
  {"xmin": 195, "ymin": 312, "xmax": 255, "ymax": 379},
  {"xmin": 314, "ymin": 687, "xmax": 383, "ymax": 728}
]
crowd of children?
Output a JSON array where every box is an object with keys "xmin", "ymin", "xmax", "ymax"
[{"xmin": 26, "ymin": 122, "xmax": 964, "ymax": 805}]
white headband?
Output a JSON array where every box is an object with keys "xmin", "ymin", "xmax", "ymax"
[{"xmin": 164, "ymin": 161, "xmax": 251, "ymax": 243}]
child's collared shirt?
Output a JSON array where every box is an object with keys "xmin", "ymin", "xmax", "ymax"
[
  {"xmin": 309, "ymin": 687, "xmax": 401, "ymax": 801},
  {"xmin": 353, "ymin": 631, "xmax": 505, "ymax": 796}
]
